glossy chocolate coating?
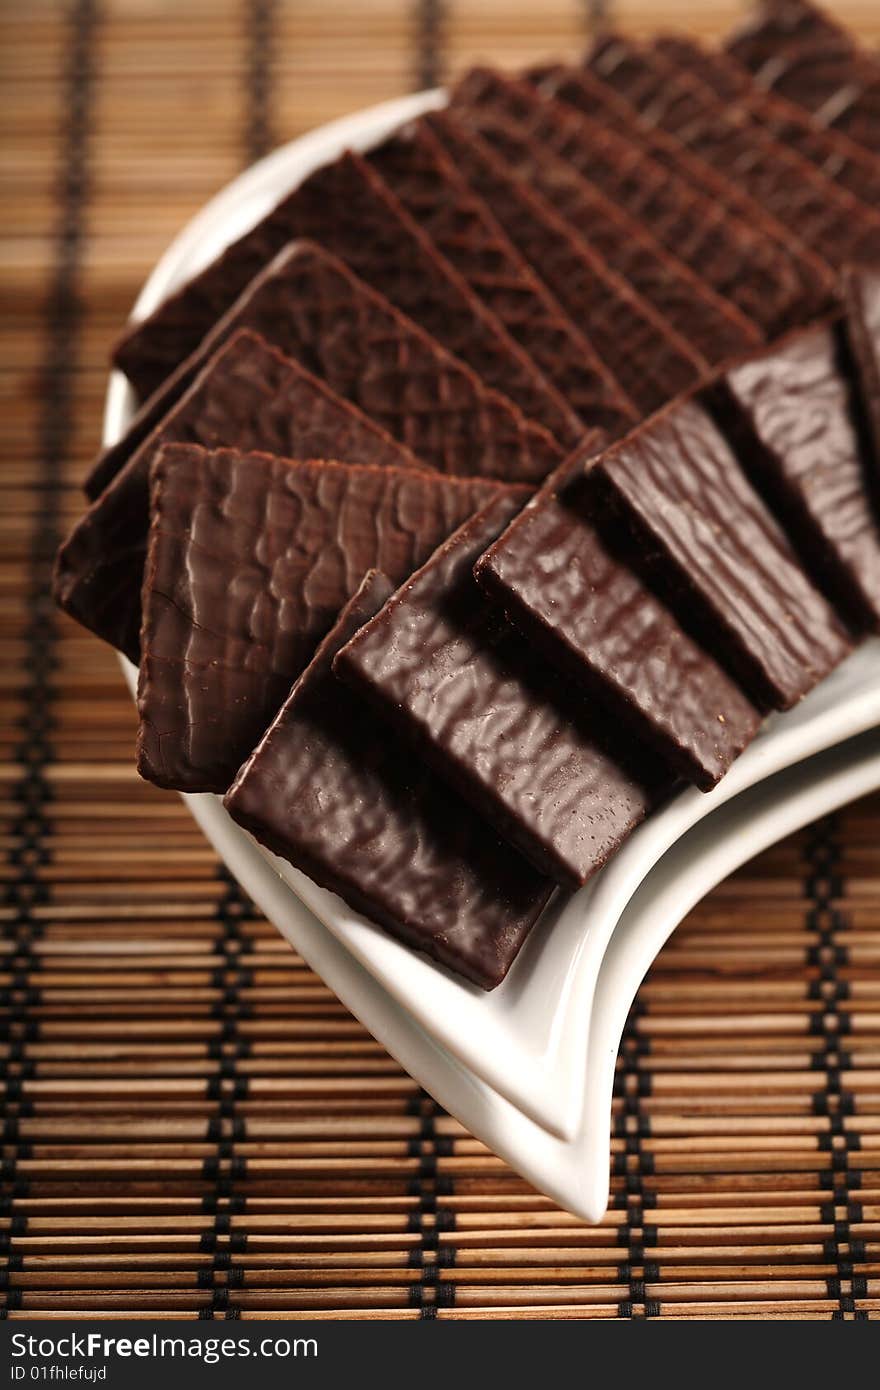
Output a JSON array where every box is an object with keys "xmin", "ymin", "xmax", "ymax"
[
  {"xmin": 475, "ymin": 454, "xmax": 761, "ymax": 789},
  {"xmin": 54, "ymin": 329, "xmax": 429, "ymax": 662},
  {"xmin": 652, "ymin": 34, "xmax": 880, "ymax": 219},
  {"xmin": 842, "ymin": 267, "xmax": 880, "ymax": 494},
  {"xmin": 224, "ymin": 570, "xmax": 554, "ymax": 990},
  {"xmin": 589, "ymin": 398, "xmax": 852, "ymax": 709},
  {"xmin": 426, "ymin": 110, "xmax": 703, "ymax": 416},
  {"xmin": 89, "ymin": 242, "xmax": 563, "ymax": 502},
  {"xmin": 335, "ymin": 492, "xmax": 669, "ymax": 887},
  {"xmin": 586, "ymin": 34, "xmax": 880, "ymax": 269},
  {"xmin": 712, "ymin": 322, "xmax": 880, "ymax": 633},
  {"xmin": 368, "ymin": 120, "xmax": 637, "ymax": 441},
  {"xmin": 439, "ymin": 107, "xmax": 761, "ymax": 371},
  {"xmin": 455, "ymin": 66, "xmax": 835, "ymax": 335},
  {"xmin": 113, "ymin": 151, "xmax": 574, "ymax": 447},
  {"xmin": 136, "ymin": 445, "xmax": 518, "ymax": 793}
]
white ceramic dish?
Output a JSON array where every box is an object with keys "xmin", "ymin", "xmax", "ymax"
[{"xmin": 107, "ymin": 96, "xmax": 880, "ymax": 1209}]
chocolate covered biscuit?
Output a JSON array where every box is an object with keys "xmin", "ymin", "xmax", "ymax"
[
  {"xmin": 842, "ymin": 267, "xmax": 880, "ymax": 492},
  {"xmin": 56, "ymin": 329, "xmax": 427, "ymax": 662},
  {"xmin": 456, "ymin": 67, "xmax": 834, "ymax": 335},
  {"xmin": 136, "ymin": 445, "xmax": 522, "ymax": 792},
  {"xmin": 475, "ymin": 454, "xmax": 761, "ymax": 789},
  {"xmin": 425, "ymin": 111, "xmax": 704, "ymax": 415},
  {"xmin": 114, "ymin": 151, "xmax": 574, "ymax": 447},
  {"xmin": 442, "ymin": 107, "xmax": 761, "ymax": 370},
  {"xmin": 368, "ymin": 119, "xmax": 636, "ymax": 440},
  {"xmin": 711, "ymin": 322, "xmax": 880, "ymax": 633},
  {"xmin": 587, "ymin": 35, "xmax": 880, "ymax": 269},
  {"xmin": 585, "ymin": 398, "xmax": 853, "ymax": 709},
  {"xmin": 224, "ymin": 570, "xmax": 554, "ymax": 990},
  {"xmin": 335, "ymin": 493, "xmax": 669, "ymax": 886}
]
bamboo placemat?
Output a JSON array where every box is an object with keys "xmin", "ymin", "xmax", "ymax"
[{"xmin": 2, "ymin": 0, "xmax": 879, "ymax": 1321}]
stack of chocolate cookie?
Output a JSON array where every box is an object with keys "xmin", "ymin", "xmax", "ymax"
[{"xmin": 55, "ymin": 0, "xmax": 880, "ymax": 988}]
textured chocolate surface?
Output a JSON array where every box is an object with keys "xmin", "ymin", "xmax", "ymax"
[
  {"xmin": 642, "ymin": 35, "xmax": 880, "ymax": 219},
  {"xmin": 711, "ymin": 322, "xmax": 880, "ymax": 633},
  {"xmin": 426, "ymin": 111, "xmax": 703, "ymax": 415},
  {"xmin": 447, "ymin": 107, "xmax": 761, "ymax": 370},
  {"xmin": 457, "ymin": 67, "xmax": 834, "ymax": 335},
  {"xmin": 113, "ymin": 151, "xmax": 574, "ymax": 447},
  {"xmin": 223, "ymin": 570, "xmax": 554, "ymax": 990},
  {"xmin": 475, "ymin": 454, "xmax": 761, "ymax": 789},
  {"xmin": 842, "ymin": 267, "xmax": 880, "ymax": 493},
  {"xmin": 136, "ymin": 446, "xmax": 519, "ymax": 793},
  {"xmin": 587, "ymin": 398, "xmax": 852, "ymax": 709},
  {"xmin": 589, "ymin": 35, "xmax": 880, "ymax": 269},
  {"xmin": 725, "ymin": 2, "xmax": 880, "ymax": 156},
  {"xmin": 367, "ymin": 120, "xmax": 636, "ymax": 440},
  {"xmin": 335, "ymin": 492, "xmax": 668, "ymax": 887},
  {"xmin": 54, "ymin": 329, "xmax": 431, "ymax": 662},
  {"xmin": 93, "ymin": 243, "xmax": 563, "ymax": 501},
  {"xmin": 724, "ymin": 0, "xmax": 847, "ymax": 70}
]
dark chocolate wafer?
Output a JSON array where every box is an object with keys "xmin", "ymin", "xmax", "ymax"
[
  {"xmin": 367, "ymin": 119, "xmax": 637, "ymax": 440},
  {"xmin": 588, "ymin": 34, "xmax": 880, "ymax": 268},
  {"xmin": 55, "ymin": 326, "xmax": 518, "ymax": 663},
  {"xmin": 223, "ymin": 570, "xmax": 554, "ymax": 990},
  {"xmin": 425, "ymin": 111, "xmax": 704, "ymax": 415},
  {"xmin": 443, "ymin": 107, "xmax": 761, "ymax": 370},
  {"xmin": 475, "ymin": 453, "xmax": 761, "ymax": 789},
  {"xmin": 113, "ymin": 151, "xmax": 575, "ymax": 448},
  {"xmin": 725, "ymin": 1, "xmax": 880, "ymax": 156},
  {"xmin": 646, "ymin": 35, "xmax": 880, "ymax": 219},
  {"xmin": 88, "ymin": 242, "xmax": 562, "ymax": 499},
  {"xmin": 456, "ymin": 67, "xmax": 834, "ymax": 335},
  {"xmin": 842, "ymin": 267, "xmax": 880, "ymax": 494},
  {"xmin": 709, "ymin": 321, "xmax": 880, "ymax": 634},
  {"xmin": 583, "ymin": 398, "xmax": 853, "ymax": 709},
  {"xmin": 724, "ymin": 0, "xmax": 848, "ymax": 70},
  {"xmin": 136, "ymin": 445, "xmax": 522, "ymax": 793},
  {"xmin": 335, "ymin": 492, "xmax": 669, "ymax": 887}
]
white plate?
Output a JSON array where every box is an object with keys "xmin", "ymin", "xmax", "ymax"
[
  {"xmin": 107, "ymin": 95, "xmax": 880, "ymax": 1170},
  {"xmin": 153, "ymin": 723, "xmax": 880, "ymax": 1221}
]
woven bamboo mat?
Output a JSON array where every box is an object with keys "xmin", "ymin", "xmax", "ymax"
[{"xmin": 2, "ymin": 0, "xmax": 880, "ymax": 1321}]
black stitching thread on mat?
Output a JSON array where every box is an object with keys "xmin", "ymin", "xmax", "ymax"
[
  {"xmin": 582, "ymin": 0, "xmax": 613, "ymax": 36},
  {"xmin": 415, "ymin": 0, "xmax": 445, "ymax": 92},
  {"xmin": 244, "ymin": 0, "xmax": 276, "ymax": 163},
  {"xmin": 612, "ymin": 1000, "xmax": 660, "ymax": 1318},
  {"xmin": 0, "ymin": 0, "xmax": 98, "ymax": 1317},
  {"xmin": 803, "ymin": 814, "xmax": 865, "ymax": 1320},
  {"xmin": 199, "ymin": 867, "xmax": 253, "ymax": 1320},
  {"xmin": 407, "ymin": 1091, "xmax": 455, "ymax": 1318}
]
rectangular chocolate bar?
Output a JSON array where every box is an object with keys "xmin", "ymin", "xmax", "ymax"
[
  {"xmin": 367, "ymin": 120, "xmax": 637, "ymax": 441},
  {"xmin": 646, "ymin": 35, "xmax": 880, "ymax": 218},
  {"xmin": 334, "ymin": 492, "xmax": 670, "ymax": 887},
  {"xmin": 586, "ymin": 35, "xmax": 880, "ymax": 269},
  {"xmin": 475, "ymin": 454, "xmax": 761, "ymax": 789},
  {"xmin": 88, "ymin": 242, "xmax": 562, "ymax": 500},
  {"xmin": 136, "ymin": 445, "xmax": 522, "ymax": 793},
  {"xmin": 456, "ymin": 67, "xmax": 834, "ymax": 335},
  {"xmin": 725, "ymin": 3, "xmax": 880, "ymax": 157},
  {"xmin": 113, "ymin": 150, "xmax": 575, "ymax": 449},
  {"xmin": 709, "ymin": 322, "xmax": 880, "ymax": 634},
  {"xmin": 842, "ymin": 267, "xmax": 880, "ymax": 498},
  {"xmin": 442, "ymin": 107, "xmax": 761, "ymax": 370},
  {"xmin": 223, "ymin": 570, "xmax": 554, "ymax": 990},
  {"xmin": 724, "ymin": 0, "xmax": 847, "ymax": 70},
  {"xmin": 55, "ymin": 328, "xmax": 427, "ymax": 662},
  {"xmin": 583, "ymin": 398, "xmax": 852, "ymax": 709},
  {"xmin": 425, "ymin": 111, "xmax": 704, "ymax": 415}
]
